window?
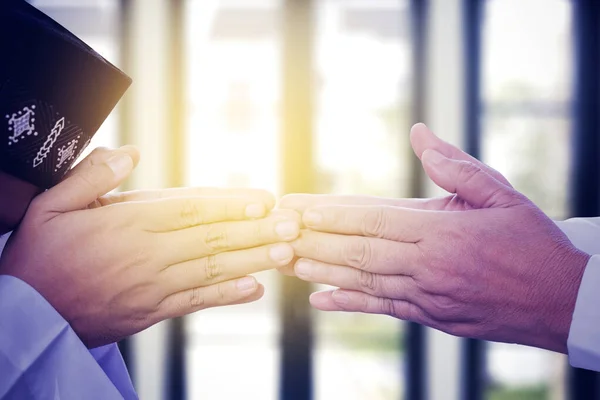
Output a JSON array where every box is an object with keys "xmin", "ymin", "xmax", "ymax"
[
  {"xmin": 481, "ymin": 1, "xmax": 573, "ymax": 399},
  {"xmin": 313, "ymin": 1, "xmax": 411, "ymax": 399},
  {"xmin": 184, "ymin": 1, "xmax": 282, "ymax": 398},
  {"xmin": 184, "ymin": 1, "xmax": 413, "ymax": 398}
]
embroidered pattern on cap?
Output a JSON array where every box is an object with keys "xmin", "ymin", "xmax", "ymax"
[
  {"xmin": 33, "ymin": 117, "xmax": 65, "ymax": 168},
  {"xmin": 55, "ymin": 136, "xmax": 80, "ymax": 172},
  {"xmin": 6, "ymin": 105, "xmax": 38, "ymax": 145}
]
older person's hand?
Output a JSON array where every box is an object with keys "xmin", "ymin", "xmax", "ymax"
[
  {"xmin": 280, "ymin": 124, "xmax": 590, "ymax": 354},
  {"xmin": 0, "ymin": 147, "xmax": 299, "ymax": 348}
]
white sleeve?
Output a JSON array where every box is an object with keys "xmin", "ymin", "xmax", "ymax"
[
  {"xmin": 555, "ymin": 218, "xmax": 600, "ymax": 370},
  {"xmin": 555, "ymin": 217, "xmax": 600, "ymax": 255},
  {"xmin": 567, "ymin": 255, "xmax": 600, "ymax": 370}
]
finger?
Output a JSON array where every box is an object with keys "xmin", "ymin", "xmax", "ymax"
[
  {"xmin": 156, "ymin": 276, "xmax": 262, "ymax": 319},
  {"xmin": 302, "ymin": 204, "xmax": 438, "ymax": 242},
  {"xmin": 279, "ymin": 193, "xmax": 432, "ymax": 215},
  {"xmin": 410, "ymin": 123, "xmax": 512, "ymax": 187},
  {"xmin": 279, "ymin": 193, "xmax": 473, "ymax": 215},
  {"xmin": 36, "ymin": 146, "xmax": 137, "ymax": 213},
  {"xmin": 275, "ymin": 238, "xmax": 300, "ymax": 276},
  {"xmin": 64, "ymin": 145, "xmax": 140, "ymax": 181},
  {"xmin": 309, "ymin": 290, "xmax": 428, "ymax": 324},
  {"xmin": 161, "ymin": 211, "xmax": 300, "ymax": 262},
  {"xmin": 99, "ymin": 187, "xmax": 276, "ymax": 210},
  {"xmin": 163, "ymin": 243, "xmax": 294, "ymax": 291},
  {"xmin": 292, "ymin": 230, "xmax": 420, "ymax": 275},
  {"xmin": 228, "ymin": 283, "xmax": 265, "ymax": 306},
  {"xmin": 277, "ymin": 258, "xmax": 298, "ymax": 277},
  {"xmin": 421, "ymin": 149, "xmax": 523, "ymax": 209},
  {"xmin": 135, "ymin": 196, "xmax": 279, "ymax": 232},
  {"xmin": 294, "ymin": 259, "xmax": 417, "ymax": 301}
]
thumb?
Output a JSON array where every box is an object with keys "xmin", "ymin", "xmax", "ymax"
[
  {"xmin": 63, "ymin": 145, "xmax": 140, "ymax": 180},
  {"xmin": 421, "ymin": 149, "xmax": 521, "ymax": 209},
  {"xmin": 37, "ymin": 146, "xmax": 139, "ymax": 213},
  {"xmin": 410, "ymin": 123, "xmax": 512, "ymax": 187}
]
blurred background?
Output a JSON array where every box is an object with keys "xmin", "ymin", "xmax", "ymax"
[{"xmin": 27, "ymin": 0, "xmax": 599, "ymax": 399}]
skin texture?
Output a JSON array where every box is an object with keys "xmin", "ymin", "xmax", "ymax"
[
  {"xmin": 280, "ymin": 123, "xmax": 591, "ymax": 354},
  {"xmin": 0, "ymin": 147, "xmax": 300, "ymax": 348}
]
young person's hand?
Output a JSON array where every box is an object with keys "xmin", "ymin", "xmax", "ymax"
[{"xmin": 0, "ymin": 147, "xmax": 300, "ymax": 348}]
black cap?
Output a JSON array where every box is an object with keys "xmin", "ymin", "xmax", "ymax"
[{"xmin": 0, "ymin": 0, "xmax": 132, "ymax": 188}]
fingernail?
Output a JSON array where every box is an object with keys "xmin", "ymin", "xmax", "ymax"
[
  {"xmin": 106, "ymin": 153, "xmax": 133, "ymax": 181},
  {"xmin": 332, "ymin": 290, "xmax": 350, "ymax": 306},
  {"xmin": 411, "ymin": 122, "xmax": 427, "ymax": 132},
  {"xmin": 303, "ymin": 210, "xmax": 322, "ymax": 226},
  {"xmin": 294, "ymin": 260, "xmax": 312, "ymax": 278},
  {"xmin": 236, "ymin": 277, "xmax": 257, "ymax": 292},
  {"xmin": 275, "ymin": 220, "xmax": 300, "ymax": 240},
  {"xmin": 424, "ymin": 149, "xmax": 445, "ymax": 166},
  {"xmin": 245, "ymin": 203, "xmax": 266, "ymax": 218},
  {"xmin": 269, "ymin": 244, "xmax": 294, "ymax": 263},
  {"xmin": 309, "ymin": 292, "xmax": 328, "ymax": 308}
]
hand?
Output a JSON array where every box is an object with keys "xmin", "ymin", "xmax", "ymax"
[
  {"xmin": 281, "ymin": 124, "xmax": 590, "ymax": 353},
  {"xmin": 277, "ymin": 123, "xmax": 509, "ymax": 275},
  {"xmin": 0, "ymin": 147, "xmax": 300, "ymax": 348}
]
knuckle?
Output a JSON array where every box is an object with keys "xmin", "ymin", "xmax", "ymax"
[
  {"xmin": 180, "ymin": 199, "xmax": 204, "ymax": 227},
  {"xmin": 426, "ymin": 294, "xmax": 461, "ymax": 320},
  {"xmin": 298, "ymin": 231, "xmax": 324, "ymax": 259},
  {"xmin": 189, "ymin": 287, "xmax": 206, "ymax": 308},
  {"xmin": 314, "ymin": 240, "xmax": 328, "ymax": 260},
  {"xmin": 203, "ymin": 255, "xmax": 222, "ymax": 280},
  {"xmin": 251, "ymin": 220, "xmax": 264, "ymax": 242},
  {"xmin": 203, "ymin": 225, "xmax": 229, "ymax": 253},
  {"xmin": 345, "ymin": 238, "xmax": 373, "ymax": 271},
  {"xmin": 215, "ymin": 283, "xmax": 227, "ymax": 301},
  {"xmin": 406, "ymin": 302, "xmax": 422, "ymax": 323},
  {"xmin": 423, "ymin": 274, "xmax": 457, "ymax": 298},
  {"xmin": 362, "ymin": 207, "xmax": 387, "ymax": 238},
  {"xmin": 457, "ymin": 161, "xmax": 481, "ymax": 183},
  {"xmin": 483, "ymin": 186, "xmax": 506, "ymax": 205},
  {"xmin": 357, "ymin": 293, "xmax": 370, "ymax": 311},
  {"xmin": 358, "ymin": 270, "xmax": 377, "ymax": 292},
  {"xmin": 379, "ymin": 297, "xmax": 396, "ymax": 317}
]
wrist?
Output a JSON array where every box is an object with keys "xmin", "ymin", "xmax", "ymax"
[{"xmin": 539, "ymin": 244, "xmax": 590, "ymax": 354}]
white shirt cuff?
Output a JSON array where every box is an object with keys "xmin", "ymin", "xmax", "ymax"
[{"xmin": 568, "ymin": 255, "xmax": 600, "ymax": 371}]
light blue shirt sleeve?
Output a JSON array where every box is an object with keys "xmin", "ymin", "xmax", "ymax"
[
  {"xmin": 90, "ymin": 344, "xmax": 137, "ymax": 399},
  {"xmin": 0, "ymin": 233, "xmax": 137, "ymax": 399},
  {"xmin": 555, "ymin": 218, "xmax": 600, "ymax": 371},
  {"xmin": 0, "ymin": 275, "xmax": 137, "ymax": 399}
]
